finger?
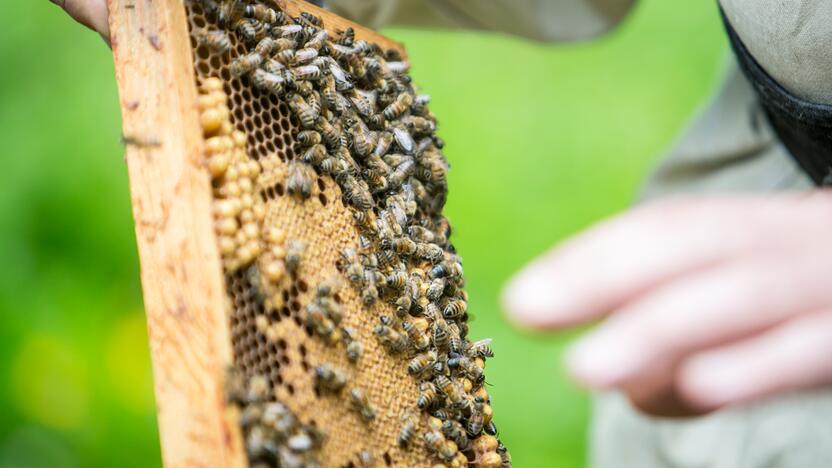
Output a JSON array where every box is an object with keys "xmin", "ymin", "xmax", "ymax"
[
  {"xmin": 621, "ymin": 356, "xmax": 710, "ymax": 418},
  {"xmin": 502, "ymin": 192, "xmax": 832, "ymax": 329},
  {"xmin": 52, "ymin": 0, "xmax": 110, "ymax": 41},
  {"xmin": 678, "ymin": 310, "xmax": 832, "ymax": 411},
  {"xmin": 565, "ymin": 247, "xmax": 832, "ymax": 388}
]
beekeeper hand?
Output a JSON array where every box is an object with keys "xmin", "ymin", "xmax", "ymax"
[
  {"xmin": 51, "ymin": 0, "xmax": 110, "ymax": 43},
  {"xmin": 503, "ymin": 192, "xmax": 832, "ymax": 417}
]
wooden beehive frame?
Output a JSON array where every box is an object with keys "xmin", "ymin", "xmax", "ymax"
[{"xmin": 107, "ymin": 1, "xmax": 406, "ymax": 466}]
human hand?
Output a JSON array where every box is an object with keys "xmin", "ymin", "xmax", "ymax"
[
  {"xmin": 50, "ymin": 0, "xmax": 110, "ymax": 43},
  {"xmin": 502, "ymin": 192, "xmax": 832, "ymax": 417}
]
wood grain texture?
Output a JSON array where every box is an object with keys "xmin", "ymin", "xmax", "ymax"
[{"xmin": 107, "ymin": 1, "xmax": 245, "ymax": 467}]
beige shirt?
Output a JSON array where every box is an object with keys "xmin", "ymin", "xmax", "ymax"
[{"xmin": 330, "ymin": 1, "xmax": 832, "ymax": 466}]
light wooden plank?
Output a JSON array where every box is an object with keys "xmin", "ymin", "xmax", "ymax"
[{"xmin": 107, "ymin": 1, "xmax": 245, "ymax": 466}]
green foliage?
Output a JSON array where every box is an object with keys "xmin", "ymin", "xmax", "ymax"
[{"xmin": 0, "ymin": 2, "xmax": 725, "ymax": 467}]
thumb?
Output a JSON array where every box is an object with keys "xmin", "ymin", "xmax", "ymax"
[{"xmin": 51, "ymin": 0, "xmax": 111, "ymax": 44}]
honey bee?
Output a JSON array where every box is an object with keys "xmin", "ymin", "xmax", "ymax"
[
  {"xmin": 320, "ymin": 156, "xmax": 348, "ymax": 177},
  {"xmin": 291, "ymin": 64, "xmax": 322, "ymax": 81},
  {"xmin": 302, "ymin": 143, "xmax": 327, "ymax": 166},
  {"xmin": 432, "ymin": 317, "xmax": 450, "ymax": 350},
  {"xmin": 236, "ymin": 19, "xmax": 263, "ymax": 45},
  {"xmin": 306, "ymin": 29, "xmax": 329, "ymax": 51},
  {"xmin": 407, "ymin": 225, "xmax": 436, "ymax": 243},
  {"xmin": 298, "ymin": 11, "xmax": 323, "ymax": 28},
  {"xmin": 369, "ymin": 132, "xmax": 393, "ymax": 160},
  {"xmin": 351, "ymin": 124, "xmax": 376, "ymax": 156},
  {"xmin": 246, "ymin": 374, "xmax": 270, "ymax": 403},
  {"xmin": 387, "ymin": 60, "xmax": 410, "ymax": 75},
  {"xmin": 294, "ymin": 79, "xmax": 315, "ymax": 97},
  {"xmin": 288, "ymin": 93, "xmax": 318, "ymax": 128},
  {"xmin": 449, "ymin": 355, "xmax": 484, "ymax": 384},
  {"xmin": 273, "ymin": 23, "xmax": 303, "ymax": 37},
  {"xmin": 245, "ymin": 4, "xmax": 280, "ymax": 24},
  {"xmin": 346, "ymin": 340, "xmax": 364, "ymax": 363},
  {"xmin": 417, "ymin": 381, "xmax": 438, "ymax": 410},
  {"xmin": 264, "ymin": 57, "xmax": 286, "ymax": 75},
  {"xmin": 297, "ymin": 130, "xmax": 322, "ymax": 147},
  {"xmin": 217, "ymin": 0, "xmax": 246, "ymax": 28},
  {"xmin": 338, "ymin": 248, "xmax": 365, "ymax": 285},
  {"xmin": 286, "ymin": 160, "xmax": 315, "ymax": 200},
  {"xmin": 374, "ymin": 316, "xmax": 408, "ymax": 353},
  {"xmin": 314, "ymin": 364, "xmax": 347, "ymax": 393},
  {"xmin": 388, "ymin": 159, "xmax": 415, "ymax": 188},
  {"xmin": 274, "ymin": 48, "xmax": 295, "ymax": 66},
  {"xmin": 434, "ymin": 375, "xmax": 464, "ymax": 407},
  {"xmin": 407, "ymin": 350, "xmax": 437, "ymax": 376},
  {"xmin": 398, "ymin": 411, "xmax": 419, "ymax": 448},
  {"xmin": 253, "ymin": 36, "xmax": 277, "ymax": 56},
  {"xmin": 448, "ymin": 331, "xmax": 465, "ymax": 355},
  {"xmin": 392, "ymin": 125, "xmax": 415, "ymax": 154},
  {"xmin": 401, "ymin": 319, "xmax": 429, "ymax": 352},
  {"xmin": 424, "ymin": 431, "xmax": 457, "ymax": 462},
  {"xmin": 337, "ymin": 27, "xmax": 355, "ymax": 46},
  {"xmin": 429, "ymin": 259, "xmax": 463, "ymax": 280},
  {"xmin": 497, "ymin": 442, "xmax": 511, "ymax": 467},
  {"xmin": 394, "ymin": 291, "xmax": 413, "ymax": 318},
  {"xmin": 382, "ymin": 270, "xmax": 406, "ymax": 291},
  {"xmin": 328, "ymin": 61, "xmax": 354, "ymax": 92},
  {"xmin": 339, "ymin": 174, "xmax": 373, "ymax": 211},
  {"xmin": 414, "ymin": 242, "xmax": 444, "ymax": 264},
  {"xmin": 195, "ymin": 29, "xmax": 231, "ymax": 54},
  {"xmin": 349, "ymin": 388, "xmax": 376, "ymax": 423},
  {"xmin": 361, "ymin": 269, "xmax": 379, "ymax": 305},
  {"xmin": 246, "ymin": 425, "xmax": 269, "ymax": 461},
  {"xmin": 285, "ymin": 239, "xmax": 305, "ymax": 274},
  {"xmin": 315, "ymin": 117, "xmax": 341, "ymax": 147},
  {"xmin": 403, "ymin": 115, "xmax": 436, "ymax": 135},
  {"xmin": 328, "ymin": 42, "xmax": 357, "ymax": 61},
  {"xmin": 250, "ymin": 68, "xmax": 285, "ymax": 95},
  {"xmin": 352, "ymin": 209, "xmax": 377, "ymax": 234},
  {"xmin": 292, "ymin": 47, "xmax": 319, "ymax": 65},
  {"xmin": 466, "ymin": 399, "xmax": 485, "ymax": 437},
  {"xmin": 349, "ymin": 91, "xmax": 375, "ymax": 117},
  {"xmin": 261, "ymin": 402, "xmax": 296, "ymax": 434},
  {"xmin": 441, "ymin": 420, "xmax": 470, "ymax": 452},
  {"xmin": 425, "ymin": 278, "xmax": 446, "ymax": 301},
  {"xmin": 230, "ymin": 52, "xmax": 263, "ymax": 77},
  {"xmin": 412, "ymin": 94, "xmax": 431, "ymax": 115},
  {"xmin": 383, "ymin": 92, "xmax": 414, "ymax": 120},
  {"xmin": 306, "ymin": 302, "xmax": 335, "ymax": 338},
  {"xmin": 442, "ymin": 299, "xmax": 467, "ymax": 319},
  {"xmin": 467, "ymin": 338, "xmax": 494, "ymax": 358}
]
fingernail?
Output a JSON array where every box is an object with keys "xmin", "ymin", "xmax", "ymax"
[
  {"xmin": 502, "ymin": 265, "xmax": 573, "ymax": 326},
  {"xmin": 566, "ymin": 332, "xmax": 641, "ymax": 388}
]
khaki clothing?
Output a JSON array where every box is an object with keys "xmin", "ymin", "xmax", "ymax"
[
  {"xmin": 592, "ymin": 64, "xmax": 830, "ymax": 468},
  {"xmin": 326, "ymin": 0, "xmax": 635, "ymax": 42},
  {"xmin": 330, "ymin": 1, "xmax": 831, "ymax": 466}
]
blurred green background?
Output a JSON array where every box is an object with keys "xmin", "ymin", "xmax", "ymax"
[{"xmin": 0, "ymin": 2, "xmax": 726, "ymax": 467}]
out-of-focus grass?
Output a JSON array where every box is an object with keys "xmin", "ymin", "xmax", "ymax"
[{"xmin": 0, "ymin": 1, "xmax": 725, "ymax": 467}]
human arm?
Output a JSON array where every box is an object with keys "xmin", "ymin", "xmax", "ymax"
[{"xmin": 503, "ymin": 193, "xmax": 832, "ymax": 417}]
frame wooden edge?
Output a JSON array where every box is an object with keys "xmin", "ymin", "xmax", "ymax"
[
  {"xmin": 279, "ymin": 0, "xmax": 408, "ymax": 58},
  {"xmin": 108, "ymin": 1, "xmax": 246, "ymax": 467}
]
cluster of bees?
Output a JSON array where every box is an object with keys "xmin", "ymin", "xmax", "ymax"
[
  {"xmin": 227, "ymin": 372, "xmax": 325, "ymax": 468},
  {"xmin": 194, "ymin": 0, "xmax": 511, "ymax": 466}
]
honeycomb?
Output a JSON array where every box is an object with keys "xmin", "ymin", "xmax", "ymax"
[{"xmin": 183, "ymin": 1, "xmax": 509, "ymax": 466}]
